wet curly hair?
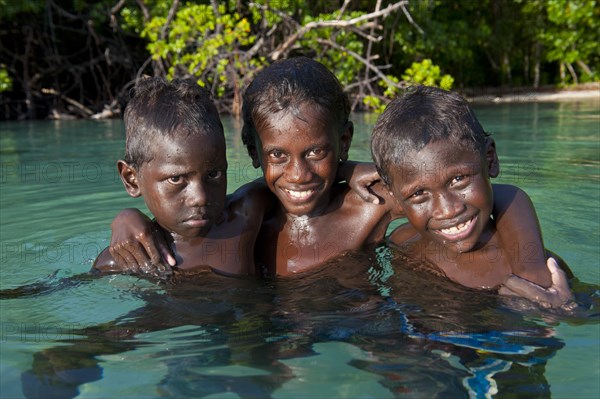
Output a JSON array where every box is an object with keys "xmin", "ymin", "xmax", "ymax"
[
  {"xmin": 241, "ymin": 57, "xmax": 350, "ymax": 157},
  {"xmin": 123, "ymin": 77, "xmax": 223, "ymax": 168}
]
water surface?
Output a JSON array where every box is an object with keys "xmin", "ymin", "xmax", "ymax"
[{"xmin": 1, "ymin": 100, "xmax": 598, "ymax": 398}]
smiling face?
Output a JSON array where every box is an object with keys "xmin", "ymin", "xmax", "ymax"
[
  {"xmin": 387, "ymin": 140, "xmax": 498, "ymax": 254},
  {"xmin": 251, "ymin": 103, "xmax": 352, "ymax": 216},
  {"xmin": 120, "ymin": 132, "xmax": 227, "ymax": 239}
]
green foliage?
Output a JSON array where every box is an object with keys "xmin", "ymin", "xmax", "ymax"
[
  {"xmin": 0, "ymin": 0, "xmax": 44, "ymax": 21},
  {"xmin": 522, "ymin": 0, "xmax": 599, "ymax": 83},
  {"xmin": 120, "ymin": 1, "xmax": 171, "ymax": 35},
  {"xmin": 0, "ymin": 67, "xmax": 12, "ymax": 92},
  {"xmin": 2, "ymin": 0, "xmax": 597, "ymax": 120},
  {"xmin": 402, "ymin": 59, "xmax": 454, "ymax": 90},
  {"xmin": 363, "ymin": 75, "xmax": 401, "ymax": 113},
  {"xmin": 362, "ymin": 95, "xmax": 384, "ymax": 114},
  {"xmin": 300, "ymin": 11, "xmax": 366, "ymax": 87},
  {"xmin": 363, "ymin": 61, "xmax": 454, "ymax": 113},
  {"xmin": 388, "ymin": 1, "xmax": 489, "ymax": 86},
  {"xmin": 140, "ymin": 3, "xmax": 260, "ymax": 96}
]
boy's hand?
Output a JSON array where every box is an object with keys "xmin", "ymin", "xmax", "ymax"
[
  {"xmin": 110, "ymin": 208, "xmax": 176, "ymax": 278},
  {"xmin": 499, "ymin": 257, "xmax": 575, "ymax": 309},
  {"xmin": 338, "ymin": 161, "xmax": 382, "ymax": 204}
]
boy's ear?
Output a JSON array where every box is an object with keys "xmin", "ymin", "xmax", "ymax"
[
  {"xmin": 339, "ymin": 121, "xmax": 354, "ymax": 162},
  {"xmin": 117, "ymin": 160, "xmax": 142, "ymax": 197},
  {"xmin": 485, "ymin": 137, "xmax": 500, "ymax": 178}
]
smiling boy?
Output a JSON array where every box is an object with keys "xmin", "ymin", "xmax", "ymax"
[
  {"xmin": 93, "ymin": 77, "xmax": 268, "ymax": 277},
  {"xmin": 240, "ymin": 57, "xmax": 401, "ymax": 275},
  {"xmin": 371, "ymin": 86, "xmax": 573, "ymax": 307}
]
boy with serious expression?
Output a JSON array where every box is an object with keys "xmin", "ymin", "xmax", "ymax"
[
  {"xmin": 93, "ymin": 78, "xmax": 267, "ymax": 277},
  {"xmin": 130, "ymin": 133, "xmax": 227, "ymax": 239},
  {"xmin": 372, "ymin": 86, "xmax": 573, "ymax": 307}
]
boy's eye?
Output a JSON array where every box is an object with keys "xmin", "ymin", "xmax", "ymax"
[
  {"xmin": 207, "ymin": 170, "xmax": 223, "ymax": 180},
  {"xmin": 308, "ymin": 148, "xmax": 327, "ymax": 159},
  {"xmin": 410, "ymin": 189, "xmax": 424, "ymax": 198},
  {"xmin": 406, "ymin": 189, "xmax": 427, "ymax": 204},
  {"xmin": 168, "ymin": 175, "xmax": 183, "ymax": 184},
  {"xmin": 268, "ymin": 150, "xmax": 285, "ymax": 161},
  {"xmin": 451, "ymin": 175, "xmax": 468, "ymax": 185}
]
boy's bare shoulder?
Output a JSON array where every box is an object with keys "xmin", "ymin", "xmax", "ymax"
[{"xmin": 492, "ymin": 183, "xmax": 532, "ymax": 207}]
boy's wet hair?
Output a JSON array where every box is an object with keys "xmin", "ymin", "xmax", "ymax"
[
  {"xmin": 124, "ymin": 77, "xmax": 223, "ymax": 168},
  {"xmin": 241, "ymin": 57, "xmax": 350, "ymax": 151},
  {"xmin": 371, "ymin": 85, "xmax": 489, "ymax": 185}
]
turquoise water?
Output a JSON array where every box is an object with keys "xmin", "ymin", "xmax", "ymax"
[{"xmin": 1, "ymin": 100, "xmax": 598, "ymax": 398}]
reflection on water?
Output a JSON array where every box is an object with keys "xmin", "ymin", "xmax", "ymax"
[
  {"xmin": 9, "ymin": 248, "xmax": 598, "ymax": 398},
  {"xmin": 1, "ymin": 100, "xmax": 599, "ymax": 398}
]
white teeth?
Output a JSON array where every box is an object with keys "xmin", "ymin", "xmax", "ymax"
[
  {"xmin": 286, "ymin": 189, "xmax": 313, "ymax": 200},
  {"xmin": 440, "ymin": 219, "xmax": 472, "ymax": 235}
]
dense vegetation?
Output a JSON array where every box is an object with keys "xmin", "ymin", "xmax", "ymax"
[{"xmin": 1, "ymin": 0, "xmax": 598, "ymax": 120}]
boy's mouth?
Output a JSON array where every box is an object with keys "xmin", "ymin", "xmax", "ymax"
[
  {"xmin": 433, "ymin": 216, "xmax": 477, "ymax": 242},
  {"xmin": 183, "ymin": 215, "xmax": 211, "ymax": 228},
  {"xmin": 283, "ymin": 187, "xmax": 318, "ymax": 202}
]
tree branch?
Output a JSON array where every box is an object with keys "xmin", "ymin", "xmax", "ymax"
[
  {"xmin": 160, "ymin": 0, "xmax": 180, "ymax": 41},
  {"xmin": 315, "ymin": 38, "xmax": 405, "ymax": 90},
  {"xmin": 399, "ymin": 2, "xmax": 424, "ymax": 35},
  {"xmin": 135, "ymin": 0, "xmax": 151, "ymax": 22},
  {"xmin": 110, "ymin": 0, "xmax": 127, "ymax": 31},
  {"xmin": 271, "ymin": 1, "xmax": 409, "ymax": 60},
  {"xmin": 41, "ymin": 88, "xmax": 94, "ymax": 116}
]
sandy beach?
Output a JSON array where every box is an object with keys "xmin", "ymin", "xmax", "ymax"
[{"xmin": 464, "ymin": 83, "xmax": 600, "ymax": 104}]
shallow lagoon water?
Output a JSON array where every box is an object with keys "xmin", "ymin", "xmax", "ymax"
[{"xmin": 0, "ymin": 100, "xmax": 598, "ymax": 398}]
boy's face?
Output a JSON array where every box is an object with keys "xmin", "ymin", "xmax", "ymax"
[
  {"xmin": 251, "ymin": 103, "xmax": 351, "ymax": 216},
  {"xmin": 387, "ymin": 140, "xmax": 498, "ymax": 254},
  {"xmin": 120, "ymin": 132, "xmax": 227, "ymax": 239}
]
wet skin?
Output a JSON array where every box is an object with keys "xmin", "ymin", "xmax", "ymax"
[
  {"xmin": 94, "ymin": 132, "xmax": 265, "ymax": 276},
  {"xmin": 253, "ymin": 103, "xmax": 349, "ymax": 217},
  {"xmin": 102, "ymin": 125, "xmax": 567, "ymax": 305},
  {"xmin": 250, "ymin": 103, "xmax": 400, "ymax": 276},
  {"xmin": 388, "ymin": 140, "xmax": 521, "ymax": 289},
  {"xmin": 131, "ymin": 133, "xmax": 228, "ymax": 239}
]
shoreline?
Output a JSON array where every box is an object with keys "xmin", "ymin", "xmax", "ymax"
[{"xmin": 462, "ymin": 83, "xmax": 600, "ymax": 104}]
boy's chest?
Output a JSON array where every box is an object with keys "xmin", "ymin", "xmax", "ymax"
[
  {"xmin": 257, "ymin": 212, "xmax": 384, "ymax": 276},
  {"xmin": 172, "ymin": 224, "xmax": 255, "ymax": 276},
  {"xmin": 418, "ymin": 239, "xmax": 514, "ymax": 290}
]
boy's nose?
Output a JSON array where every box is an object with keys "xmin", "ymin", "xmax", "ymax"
[
  {"xmin": 185, "ymin": 181, "xmax": 208, "ymax": 207},
  {"xmin": 432, "ymin": 192, "xmax": 465, "ymax": 220},
  {"xmin": 284, "ymin": 158, "xmax": 311, "ymax": 183}
]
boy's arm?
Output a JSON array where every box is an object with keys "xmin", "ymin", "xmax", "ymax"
[
  {"xmin": 492, "ymin": 184, "xmax": 552, "ymax": 288},
  {"xmin": 108, "ymin": 208, "xmax": 175, "ymax": 277}
]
